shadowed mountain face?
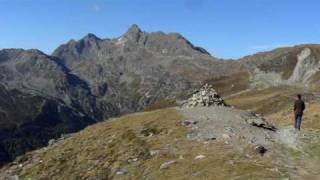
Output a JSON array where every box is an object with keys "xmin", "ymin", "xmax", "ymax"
[
  {"xmin": 0, "ymin": 49, "xmax": 117, "ymax": 165},
  {"xmin": 0, "ymin": 85, "xmax": 97, "ymax": 164},
  {"xmin": 1, "ymin": 25, "xmax": 320, "ymax": 166}
]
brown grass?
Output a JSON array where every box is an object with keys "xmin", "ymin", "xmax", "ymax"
[
  {"xmin": 225, "ymin": 86, "xmax": 293, "ymax": 115},
  {"xmin": 144, "ymin": 99, "xmax": 178, "ymax": 111},
  {"xmin": 225, "ymin": 86, "xmax": 314, "ymax": 116},
  {"xmin": 4, "ymin": 108, "xmax": 290, "ymax": 180},
  {"xmin": 204, "ymin": 71, "xmax": 250, "ymax": 96},
  {"xmin": 225, "ymin": 85, "xmax": 320, "ymax": 129},
  {"xmin": 309, "ymin": 71, "xmax": 320, "ymax": 90},
  {"xmin": 266, "ymin": 102, "xmax": 320, "ymax": 129}
]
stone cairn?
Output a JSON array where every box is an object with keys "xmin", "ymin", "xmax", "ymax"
[{"xmin": 183, "ymin": 84, "xmax": 226, "ymax": 108}]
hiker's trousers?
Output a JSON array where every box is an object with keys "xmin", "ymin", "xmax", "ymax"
[{"xmin": 295, "ymin": 115, "xmax": 302, "ymax": 130}]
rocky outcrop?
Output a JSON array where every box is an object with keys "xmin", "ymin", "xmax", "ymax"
[
  {"xmin": 182, "ymin": 84, "xmax": 226, "ymax": 108},
  {"xmin": 241, "ymin": 45, "xmax": 320, "ymax": 88},
  {"xmin": 289, "ymin": 48, "xmax": 320, "ymax": 83}
]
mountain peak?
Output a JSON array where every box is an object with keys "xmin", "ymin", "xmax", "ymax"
[
  {"xmin": 83, "ymin": 33, "xmax": 101, "ymax": 41},
  {"xmin": 123, "ymin": 24, "xmax": 144, "ymax": 42},
  {"xmin": 127, "ymin": 24, "xmax": 142, "ymax": 33}
]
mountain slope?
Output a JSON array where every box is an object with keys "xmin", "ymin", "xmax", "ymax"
[
  {"xmin": 2, "ymin": 85, "xmax": 320, "ymax": 179},
  {"xmin": 0, "ymin": 49, "xmax": 116, "ymax": 165},
  {"xmin": 238, "ymin": 44, "xmax": 320, "ymax": 89},
  {"xmin": 1, "ymin": 106, "xmax": 320, "ymax": 179},
  {"xmin": 0, "ymin": 48, "xmax": 108, "ymax": 120},
  {"xmin": 0, "ymin": 85, "xmax": 96, "ymax": 165}
]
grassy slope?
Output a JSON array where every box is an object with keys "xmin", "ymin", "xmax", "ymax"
[
  {"xmin": 267, "ymin": 103, "xmax": 320, "ymax": 129},
  {"xmin": 225, "ymin": 86, "xmax": 295, "ymax": 115},
  {"xmin": 144, "ymin": 99, "xmax": 178, "ymax": 112},
  {"xmin": 204, "ymin": 71, "xmax": 251, "ymax": 97},
  {"xmin": 2, "ymin": 79, "xmax": 320, "ymax": 179},
  {"xmin": 2, "ymin": 108, "xmax": 300, "ymax": 180},
  {"xmin": 309, "ymin": 71, "xmax": 320, "ymax": 90},
  {"xmin": 224, "ymin": 85, "xmax": 320, "ymax": 129},
  {"xmin": 226, "ymin": 86, "xmax": 310, "ymax": 113}
]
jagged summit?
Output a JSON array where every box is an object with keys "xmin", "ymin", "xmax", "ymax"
[
  {"xmin": 53, "ymin": 24, "xmax": 212, "ymax": 60},
  {"xmin": 50, "ymin": 25, "xmax": 217, "ymax": 79},
  {"xmin": 82, "ymin": 33, "xmax": 101, "ymax": 41},
  {"xmin": 122, "ymin": 24, "xmax": 144, "ymax": 42},
  {"xmin": 126, "ymin": 24, "xmax": 142, "ymax": 35}
]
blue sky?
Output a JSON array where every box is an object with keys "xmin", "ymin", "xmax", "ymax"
[{"xmin": 1, "ymin": 0, "xmax": 320, "ymax": 59}]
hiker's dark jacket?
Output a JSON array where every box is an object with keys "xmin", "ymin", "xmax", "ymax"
[{"xmin": 294, "ymin": 99, "xmax": 305, "ymax": 116}]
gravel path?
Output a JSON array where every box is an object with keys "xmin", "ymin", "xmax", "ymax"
[
  {"xmin": 177, "ymin": 106, "xmax": 320, "ymax": 150},
  {"xmin": 177, "ymin": 106, "xmax": 320, "ymax": 178},
  {"xmin": 177, "ymin": 106, "xmax": 275, "ymax": 148}
]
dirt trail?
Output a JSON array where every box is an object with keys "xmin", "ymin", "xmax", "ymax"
[
  {"xmin": 177, "ymin": 106, "xmax": 274, "ymax": 147},
  {"xmin": 177, "ymin": 106, "xmax": 320, "ymax": 179}
]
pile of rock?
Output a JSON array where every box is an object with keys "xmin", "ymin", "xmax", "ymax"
[{"xmin": 183, "ymin": 84, "xmax": 226, "ymax": 108}]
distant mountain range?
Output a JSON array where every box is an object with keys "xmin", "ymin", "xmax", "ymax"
[{"xmin": 0, "ymin": 24, "xmax": 320, "ymax": 165}]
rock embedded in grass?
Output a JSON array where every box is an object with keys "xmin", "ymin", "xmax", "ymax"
[
  {"xmin": 116, "ymin": 168, "xmax": 128, "ymax": 175},
  {"xmin": 194, "ymin": 155, "xmax": 206, "ymax": 160},
  {"xmin": 159, "ymin": 160, "xmax": 177, "ymax": 170}
]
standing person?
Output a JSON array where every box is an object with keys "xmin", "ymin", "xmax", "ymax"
[{"xmin": 294, "ymin": 94, "xmax": 305, "ymax": 131}]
